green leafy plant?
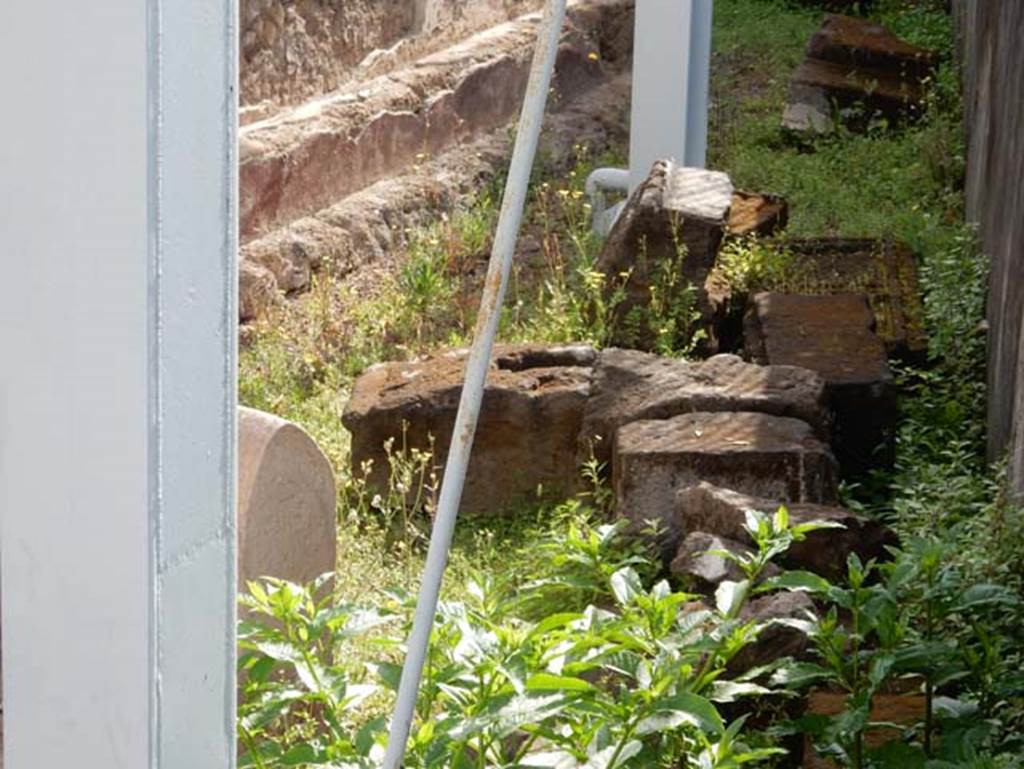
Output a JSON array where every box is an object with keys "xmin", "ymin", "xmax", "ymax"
[
  {"xmin": 773, "ymin": 542, "xmax": 1022, "ymax": 768},
  {"xmin": 238, "ymin": 505, "xmax": 835, "ymax": 768},
  {"xmin": 716, "ymin": 237, "xmax": 797, "ymax": 296}
]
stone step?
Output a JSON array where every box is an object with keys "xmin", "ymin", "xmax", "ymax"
[
  {"xmin": 239, "ymin": 71, "xmax": 631, "ymax": 320},
  {"xmin": 744, "ymin": 292, "xmax": 897, "ymax": 477},
  {"xmin": 239, "ymin": 0, "xmax": 631, "ymax": 243},
  {"xmin": 241, "ymin": 0, "xmax": 550, "ymax": 115},
  {"xmin": 613, "ymin": 411, "xmax": 839, "ymax": 554},
  {"xmin": 676, "ymin": 482, "xmax": 897, "ymax": 582}
]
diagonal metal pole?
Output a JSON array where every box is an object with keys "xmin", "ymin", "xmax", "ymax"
[{"xmin": 381, "ymin": 0, "xmax": 567, "ymax": 766}]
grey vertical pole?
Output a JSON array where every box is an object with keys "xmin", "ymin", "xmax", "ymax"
[
  {"xmin": 685, "ymin": 0, "xmax": 714, "ymax": 168},
  {"xmin": 380, "ymin": 1, "xmax": 567, "ymax": 766}
]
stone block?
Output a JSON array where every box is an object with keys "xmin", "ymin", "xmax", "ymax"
[
  {"xmin": 803, "ymin": 690, "xmax": 927, "ymax": 768},
  {"xmin": 342, "ymin": 344, "xmax": 596, "ymax": 514},
  {"xmin": 676, "ymin": 482, "xmax": 897, "ymax": 582},
  {"xmin": 670, "ymin": 531, "xmax": 756, "ymax": 594},
  {"xmin": 596, "ymin": 160, "xmax": 733, "ymax": 349},
  {"xmin": 239, "ymin": 259, "xmax": 279, "ymax": 322},
  {"xmin": 613, "ymin": 412, "xmax": 839, "ymax": 553},
  {"xmin": 709, "ymin": 236, "xmax": 927, "ymax": 359},
  {"xmin": 783, "ymin": 15, "xmax": 938, "ymax": 135},
  {"xmin": 777, "ymin": 238, "xmax": 926, "ymax": 361},
  {"xmin": 732, "ymin": 591, "xmax": 817, "ymax": 674},
  {"xmin": 727, "ymin": 191, "xmax": 789, "ymax": 238},
  {"xmin": 238, "ymin": 407, "xmax": 337, "ymax": 594},
  {"xmin": 581, "ymin": 349, "xmax": 831, "ymax": 467},
  {"xmin": 745, "ymin": 292, "xmax": 897, "ymax": 477},
  {"xmin": 807, "ymin": 13, "xmax": 938, "ymax": 81}
]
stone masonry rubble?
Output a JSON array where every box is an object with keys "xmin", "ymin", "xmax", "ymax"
[{"xmin": 343, "ymin": 345, "xmax": 832, "ymax": 516}]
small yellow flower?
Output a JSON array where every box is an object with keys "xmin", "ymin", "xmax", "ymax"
[{"xmin": 588, "ymin": 51, "xmax": 600, "ymax": 62}]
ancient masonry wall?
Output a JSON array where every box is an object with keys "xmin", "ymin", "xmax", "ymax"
[
  {"xmin": 241, "ymin": 0, "xmax": 543, "ymax": 109},
  {"xmin": 954, "ymin": 1, "xmax": 1024, "ymax": 498}
]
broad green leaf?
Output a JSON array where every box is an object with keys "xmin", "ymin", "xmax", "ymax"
[
  {"xmin": 763, "ymin": 570, "xmax": 831, "ymax": 595},
  {"xmin": 354, "ymin": 715, "xmax": 386, "ymax": 756},
  {"xmin": 769, "ymin": 661, "xmax": 834, "ymax": 688},
  {"xmin": 636, "ymin": 691, "xmax": 725, "ymax": 736},
  {"xmin": 582, "ymin": 740, "xmax": 642, "ymax": 769},
  {"xmin": 526, "ymin": 673, "xmax": 598, "ymax": 693},
  {"xmin": 773, "ymin": 505, "xmax": 790, "ymax": 533},
  {"xmin": 254, "ymin": 640, "xmax": 303, "ymax": 664},
  {"xmin": 715, "ymin": 580, "xmax": 750, "ymax": 618},
  {"xmin": 953, "ymin": 583, "xmax": 1016, "ymax": 612},
  {"xmin": 280, "ymin": 742, "xmax": 318, "ymax": 765},
  {"xmin": 710, "ymin": 680, "xmax": 771, "ymax": 703},
  {"xmin": 450, "ymin": 693, "xmax": 569, "ymax": 740},
  {"xmin": 610, "ymin": 567, "xmax": 643, "ymax": 606},
  {"xmin": 372, "ymin": 661, "xmax": 403, "ymax": 692},
  {"xmin": 517, "ymin": 750, "xmax": 579, "ymax": 768}
]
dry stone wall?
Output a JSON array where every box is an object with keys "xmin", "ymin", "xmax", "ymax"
[
  {"xmin": 954, "ymin": 1, "xmax": 1024, "ymax": 498},
  {"xmin": 241, "ymin": 0, "xmax": 543, "ymax": 109}
]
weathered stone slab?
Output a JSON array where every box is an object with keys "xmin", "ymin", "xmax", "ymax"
[
  {"xmin": 709, "ymin": 237, "xmax": 926, "ymax": 361},
  {"xmin": 613, "ymin": 412, "xmax": 839, "ymax": 551},
  {"xmin": 803, "ymin": 690, "xmax": 927, "ymax": 768},
  {"xmin": 807, "ymin": 13, "xmax": 938, "ymax": 80},
  {"xmin": 671, "ymin": 531, "xmax": 749, "ymax": 592},
  {"xmin": 745, "ymin": 292, "xmax": 897, "ymax": 476},
  {"xmin": 783, "ymin": 15, "xmax": 938, "ymax": 134},
  {"xmin": 727, "ymin": 191, "xmax": 789, "ymax": 238},
  {"xmin": 238, "ymin": 69, "xmax": 633, "ymax": 322},
  {"xmin": 676, "ymin": 482, "xmax": 898, "ymax": 582},
  {"xmin": 581, "ymin": 349, "xmax": 831, "ymax": 466},
  {"xmin": 238, "ymin": 407, "xmax": 337, "ymax": 594},
  {"xmin": 781, "ymin": 238, "xmax": 926, "ymax": 361},
  {"xmin": 731, "ymin": 591, "xmax": 817, "ymax": 674},
  {"xmin": 596, "ymin": 160, "xmax": 734, "ymax": 350},
  {"xmin": 342, "ymin": 344, "xmax": 595, "ymax": 514}
]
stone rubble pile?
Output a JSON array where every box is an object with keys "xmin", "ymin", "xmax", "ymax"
[{"xmin": 342, "ymin": 346, "xmax": 834, "ymax": 514}]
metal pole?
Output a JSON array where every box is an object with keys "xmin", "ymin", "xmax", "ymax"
[
  {"xmin": 685, "ymin": 0, "xmax": 713, "ymax": 168},
  {"xmin": 380, "ymin": 1, "xmax": 567, "ymax": 766}
]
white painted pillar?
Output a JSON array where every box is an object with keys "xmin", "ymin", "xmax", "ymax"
[
  {"xmin": 685, "ymin": 0, "xmax": 714, "ymax": 168},
  {"xmin": 628, "ymin": 0, "xmax": 713, "ymax": 190},
  {"xmin": 0, "ymin": 2, "xmax": 238, "ymax": 768}
]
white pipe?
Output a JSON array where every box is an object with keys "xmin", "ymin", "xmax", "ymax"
[
  {"xmin": 585, "ymin": 167, "xmax": 629, "ymax": 235},
  {"xmin": 380, "ymin": 1, "xmax": 567, "ymax": 766}
]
